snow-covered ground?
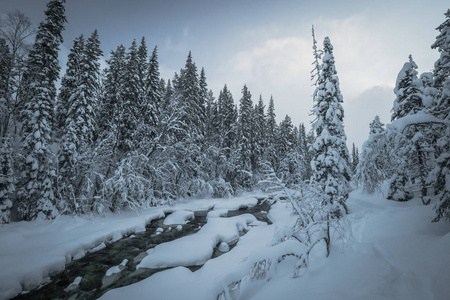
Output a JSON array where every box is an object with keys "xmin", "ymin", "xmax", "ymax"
[
  {"xmin": 0, "ymin": 194, "xmax": 261, "ymax": 300},
  {"xmin": 101, "ymin": 190, "xmax": 450, "ymax": 300},
  {"xmin": 1, "ymin": 190, "xmax": 449, "ymax": 300}
]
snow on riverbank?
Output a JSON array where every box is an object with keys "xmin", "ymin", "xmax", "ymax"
[
  {"xmin": 248, "ymin": 190, "xmax": 450, "ymax": 300},
  {"xmin": 0, "ymin": 194, "xmax": 260, "ymax": 300},
  {"xmin": 101, "ymin": 190, "xmax": 450, "ymax": 300},
  {"xmin": 138, "ymin": 214, "xmax": 265, "ymax": 269}
]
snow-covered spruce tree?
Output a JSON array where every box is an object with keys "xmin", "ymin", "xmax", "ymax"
[
  {"xmin": 145, "ymin": 45, "xmax": 161, "ymax": 128},
  {"xmin": 18, "ymin": 0, "xmax": 66, "ymax": 220},
  {"xmin": 310, "ymin": 25, "xmax": 322, "ymax": 87},
  {"xmin": 217, "ymin": 84, "xmax": 237, "ymax": 160},
  {"xmin": 57, "ymin": 34, "xmax": 85, "ymax": 212},
  {"xmin": 216, "ymin": 84, "xmax": 238, "ymax": 188},
  {"xmin": 431, "ymin": 77, "xmax": 450, "ymax": 221},
  {"xmin": 298, "ymin": 123, "xmax": 313, "ymax": 181},
  {"xmin": 236, "ymin": 85, "xmax": 254, "ymax": 189},
  {"xmin": 432, "ymin": 9, "xmax": 450, "ymax": 94},
  {"xmin": 55, "ymin": 35, "xmax": 83, "ymax": 137},
  {"xmin": 58, "ymin": 30, "xmax": 102, "ymax": 213},
  {"xmin": 391, "ymin": 55, "xmax": 424, "ymax": 121},
  {"xmin": 351, "ymin": 143, "xmax": 359, "ymax": 174},
  {"xmin": 0, "ymin": 137, "xmax": 14, "ymax": 223},
  {"xmin": 252, "ymin": 95, "xmax": 266, "ymax": 179},
  {"xmin": 136, "ymin": 37, "xmax": 148, "ymax": 96},
  {"xmin": 265, "ymin": 95, "xmax": 279, "ymax": 171},
  {"xmin": 181, "ymin": 52, "xmax": 205, "ymax": 140},
  {"xmin": 310, "ymin": 36, "xmax": 351, "ymax": 216},
  {"xmin": 353, "ymin": 116, "xmax": 389, "ymax": 194},
  {"xmin": 387, "ymin": 55, "xmax": 424, "ymax": 202},
  {"xmin": 0, "ymin": 38, "xmax": 12, "ymax": 138},
  {"xmin": 278, "ymin": 115, "xmax": 302, "ymax": 187},
  {"xmin": 430, "ymin": 10, "xmax": 450, "ymax": 221}
]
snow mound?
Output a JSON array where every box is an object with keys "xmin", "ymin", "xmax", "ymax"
[
  {"xmin": 213, "ymin": 197, "xmax": 258, "ymax": 210},
  {"xmin": 137, "ymin": 214, "xmax": 265, "ymax": 269},
  {"xmin": 207, "ymin": 209, "xmax": 228, "ymax": 218},
  {"xmin": 163, "ymin": 210, "xmax": 195, "ymax": 225},
  {"xmin": 0, "ymin": 208, "xmax": 167, "ymax": 299}
]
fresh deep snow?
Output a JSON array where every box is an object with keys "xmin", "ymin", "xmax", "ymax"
[{"xmin": 0, "ymin": 190, "xmax": 449, "ymax": 300}]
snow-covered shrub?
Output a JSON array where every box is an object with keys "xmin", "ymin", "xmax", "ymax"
[
  {"xmin": 103, "ymin": 152, "xmax": 154, "ymax": 212},
  {"xmin": 210, "ymin": 178, "xmax": 233, "ymax": 198},
  {"xmin": 256, "ymin": 161, "xmax": 283, "ymax": 193},
  {"xmin": 181, "ymin": 178, "xmax": 213, "ymax": 198}
]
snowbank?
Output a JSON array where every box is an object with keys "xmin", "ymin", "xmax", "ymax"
[
  {"xmin": 101, "ymin": 191, "xmax": 450, "ymax": 300},
  {"xmin": 163, "ymin": 210, "xmax": 195, "ymax": 225},
  {"xmin": 137, "ymin": 214, "xmax": 265, "ymax": 269}
]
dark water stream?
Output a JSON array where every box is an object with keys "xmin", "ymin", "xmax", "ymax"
[{"xmin": 13, "ymin": 199, "xmax": 271, "ymax": 300}]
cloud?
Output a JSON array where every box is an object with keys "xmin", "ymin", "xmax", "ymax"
[{"xmin": 343, "ymin": 84, "xmax": 393, "ymax": 148}]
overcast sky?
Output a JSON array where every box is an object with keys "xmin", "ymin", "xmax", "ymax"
[{"xmin": 1, "ymin": 0, "xmax": 449, "ymax": 148}]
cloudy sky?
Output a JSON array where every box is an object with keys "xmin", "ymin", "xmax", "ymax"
[{"xmin": 2, "ymin": 0, "xmax": 449, "ymax": 148}]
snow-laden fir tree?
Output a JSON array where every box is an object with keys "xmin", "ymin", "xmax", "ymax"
[
  {"xmin": 265, "ymin": 95, "xmax": 278, "ymax": 171},
  {"xmin": 310, "ymin": 25, "xmax": 322, "ymax": 86},
  {"xmin": 217, "ymin": 84, "xmax": 237, "ymax": 159},
  {"xmin": 429, "ymin": 10, "xmax": 450, "ymax": 221},
  {"xmin": 0, "ymin": 38, "xmax": 12, "ymax": 138},
  {"xmin": 58, "ymin": 30, "xmax": 102, "ymax": 213},
  {"xmin": 351, "ymin": 143, "xmax": 359, "ymax": 174},
  {"xmin": 0, "ymin": 137, "xmax": 14, "ymax": 223},
  {"xmin": 146, "ymin": 45, "xmax": 161, "ymax": 127},
  {"xmin": 353, "ymin": 115, "xmax": 388, "ymax": 194},
  {"xmin": 431, "ymin": 77, "xmax": 450, "ymax": 221},
  {"xmin": 278, "ymin": 115, "xmax": 302, "ymax": 186},
  {"xmin": 310, "ymin": 36, "xmax": 351, "ymax": 215},
  {"xmin": 431, "ymin": 9, "xmax": 450, "ymax": 94},
  {"xmin": 391, "ymin": 55, "xmax": 423, "ymax": 121},
  {"xmin": 387, "ymin": 55, "xmax": 425, "ymax": 202},
  {"xmin": 298, "ymin": 123, "xmax": 313, "ymax": 181},
  {"xmin": 253, "ymin": 95, "xmax": 266, "ymax": 177},
  {"xmin": 18, "ymin": 0, "xmax": 66, "ymax": 220},
  {"xmin": 237, "ymin": 85, "xmax": 254, "ymax": 188},
  {"xmin": 55, "ymin": 35, "xmax": 83, "ymax": 135},
  {"xmin": 181, "ymin": 52, "xmax": 205, "ymax": 140}
]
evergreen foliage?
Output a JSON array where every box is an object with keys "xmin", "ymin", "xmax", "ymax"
[
  {"xmin": 18, "ymin": 0, "xmax": 66, "ymax": 220},
  {"xmin": 310, "ymin": 37, "xmax": 351, "ymax": 215}
]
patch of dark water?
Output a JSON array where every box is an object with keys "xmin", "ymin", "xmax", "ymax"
[{"xmin": 13, "ymin": 199, "xmax": 271, "ymax": 300}]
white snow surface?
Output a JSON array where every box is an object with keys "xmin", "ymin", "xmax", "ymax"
[
  {"xmin": 2, "ymin": 191, "xmax": 449, "ymax": 300},
  {"xmin": 163, "ymin": 210, "xmax": 194, "ymax": 225},
  {"xmin": 101, "ymin": 190, "xmax": 450, "ymax": 300},
  {"xmin": 137, "ymin": 214, "xmax": 265, "ymax": 269},
  {"xmin": 0, "ymin": 194, "xmax": 260, "ymax": 299}
]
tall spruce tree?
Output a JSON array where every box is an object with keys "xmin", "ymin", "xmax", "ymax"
[
  {"xmin": 310, "ymin": 36, "xmax": 351, "ymax": 215},
  {"xmin": 431, "ymin": 9, "xmax": 450, "ymax": 94},
  {"xmin": 265, "ymin": 95, "xmax": 278, "ymax": 170},
  {"xmin": 146, "ymin": 46, "xmax": 161, "ymax": 127},
  {"xmin": 56, "ymin": 35, "xmax": 83, "ymax": 135},
  {"xmin": 237, "ymin": 85, "xmax": 254, "ymax": 187},
  {"xmin": 18, "ymin": 0, "xmax": 66, "ymax": 220},
  {"xmin": 0, "ymin": 137, "xmax": 14, "ymax": 223},
  {"xmin": 387, "ymin": 56, "xmax": 425, "ymax": 202},
  {"xmin": 430, "ymin": 10, "xmax": 450, "ymax": 221},
  {"xmin": 0, "ymin": 39, "xmax": 12, "ymax": 138},
  {"xmin": 351, "ymin": 143, "xmax": 359, "ymax": 174},
  {"xmin": 353, "ymin": 116, "xmax": 388, "ymax": 194},
  {"xmin": 58, "ymin": 30, "xmax": 102, "ymax": 212}
]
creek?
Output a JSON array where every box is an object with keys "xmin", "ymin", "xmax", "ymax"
[{"xmin": 13, "ymin": 198, "xmax": 271, "ymax": 300}]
